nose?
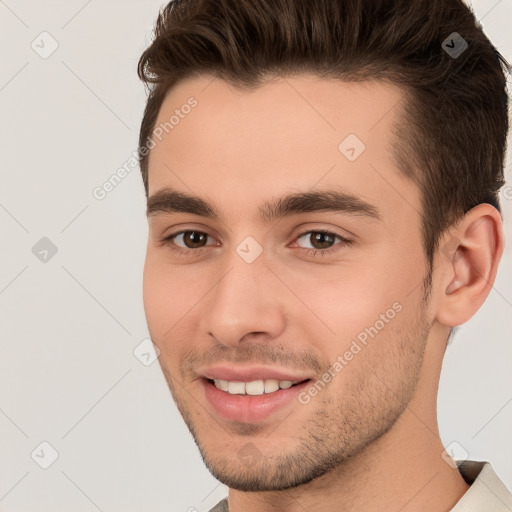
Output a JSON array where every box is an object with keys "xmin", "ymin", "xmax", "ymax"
[{"xmin": 200, "ymin": 249, "xmax": 287, "ymax": 347}]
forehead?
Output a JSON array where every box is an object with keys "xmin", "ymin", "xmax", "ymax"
[{"xmin": 147, "ymin": 74, "xmax": 420, "ymax": 224}]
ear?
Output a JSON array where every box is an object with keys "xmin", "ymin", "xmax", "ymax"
[{"xmin": 434, "ymin": 204, "xmax": 505, "ymax": 327}]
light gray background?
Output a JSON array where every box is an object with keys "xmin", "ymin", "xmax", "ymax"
[{"xmin": 0, "ymin": 1, "xmax": 511, "ymax": 511}]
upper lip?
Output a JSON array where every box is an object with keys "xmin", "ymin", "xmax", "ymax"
[{"xmin": 199, "ymin": 365, "xmax": 313, "ymax": 383}]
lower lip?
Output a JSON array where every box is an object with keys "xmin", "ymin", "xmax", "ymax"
[{"xmin": 202, "ymin": 378, "xmax": 311, "ymax": 423}]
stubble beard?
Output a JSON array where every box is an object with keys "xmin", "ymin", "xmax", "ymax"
[{"xmin": 158, "ymin": 304, "xmax": 430, "ymax": 492}]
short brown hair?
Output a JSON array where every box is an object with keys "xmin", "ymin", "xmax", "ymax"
[{"xmin": 137, "ymin": 0, "xmax": 509, "ymax": 265}]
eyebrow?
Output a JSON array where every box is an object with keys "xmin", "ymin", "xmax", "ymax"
[{"xmin": 146, "ymin": 187, "xmax": 382, "ymax": 223}]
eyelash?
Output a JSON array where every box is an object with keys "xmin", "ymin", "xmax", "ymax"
[{"xmin": 158, "ymin": 229, "xmax": 353, "ymax": 258}]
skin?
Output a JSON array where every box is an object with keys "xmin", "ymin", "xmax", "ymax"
[{"xmin": 142, "ymin": 75, "xmax": 504, "ymax": 511}]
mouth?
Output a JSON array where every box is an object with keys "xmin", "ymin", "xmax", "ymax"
[
  {"xmin": 201, "ymin": 377, "xmax": 312, "ymax": 423},
  {"xmin": 206, "ymin": 377, "xmax": 310, "ymax": 395}
]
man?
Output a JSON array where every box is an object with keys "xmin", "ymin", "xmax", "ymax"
[{"xmin": 137, "ymin": 0, "xmax": 512, "ymax": 510}]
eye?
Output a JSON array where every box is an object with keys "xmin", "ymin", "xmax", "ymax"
[
  {"xmin": 292, "ymin": 230, "xmax": 353, "ymax": 258},
  {"xmin": 159, "ymin": 229, "xmax": 353, "ymax": 258},
  {"xmin": 159, "ymin": 230, "xmax": 217, "ymax": 255}
]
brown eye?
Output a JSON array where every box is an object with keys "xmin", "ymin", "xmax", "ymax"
[
  {"xmin": 309, "ymin": 232, "xmax": 337, "ymax": 249},
  {"xmin": 293, "ymin": 230, "xmax": 353, "ymax": 258},
  {"xmin": 180, "ymin": 231, "xmax": 208, "ymax": 249},
  {"xmin": 160, "ymin": 230, "xmax": 215, "ymax": 252},
  {"xmin": 296, "ymin": 230, "xmax": 340, "ymax": 250}
]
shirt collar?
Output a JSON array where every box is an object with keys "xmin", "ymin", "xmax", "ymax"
[{"xmin": 450, "ymin": 460, "xmax": 512, "ymax": 511}]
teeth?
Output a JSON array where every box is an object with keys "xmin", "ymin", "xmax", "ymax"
[
  {"xmin": 228, "ymin": 381, "xmax": 246, "ymax": 395},
  {"xmin": 245, "ymin": 380, "xmax": 265, "ymax": 395},
  {"xmin": 264, "ymin": 379, "xmax": 279, "ymax": 393},
  {"xmin": 212, "ymin": 378, "xmax": 302, "ymax": 395},
  {"xmin": 215, "ymin": 379, "xmax": 229, "ymax": 392}
]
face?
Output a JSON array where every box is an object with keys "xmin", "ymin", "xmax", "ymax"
[{"xmin": 143, "ymin": 75, "xmax": 432, "ymax": 491}]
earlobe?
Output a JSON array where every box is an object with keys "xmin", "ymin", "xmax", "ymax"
[{"xmin": 435, "ymin": 204, "xmax": 504, "ymax": 327}]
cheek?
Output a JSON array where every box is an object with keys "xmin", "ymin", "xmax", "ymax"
[
  {"xmin": 287, "ymin": 250, "xmax": 424, "ymax": 364},
  {"xmin": 322, "ymin": 294, "xmax": 425, "ymax": 400},
  {"xmin": 142, "ymin": 250, "xmax": 175, "ymax": 334},
  {"xmin": 143, "ymin": 257, "xmax": 184, "ymax": 378},
  {"xmin": 288, "ymin": 267, "xmax": 401, "ymax": 343},
  {"xmin": 142, "ymin": 251, "xmax": 206, "ymax": 355}
]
